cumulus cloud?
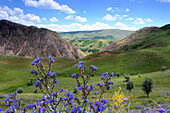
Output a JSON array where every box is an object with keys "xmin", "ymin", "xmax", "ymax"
[
  {"xmin": 122, "ymin": 15, "xmax": 128, "ymax": 17},
  {"xmin": 144, "ymin": 18, "xmax": 153, "ymax": 22},
  {"xmin": 125, "ymin": 8, "xmax": 130, "ymax": 12},
  {"xmin": 126, "ymin": 17, "xmax": 134, "ymax": 20},
  {"xmin": 0, "ymin": 6, "xmax": 43, "ymax": 25},
  {"xmin": 65, "ymin": 15, "xmax": 74, "ymax": 20},
  {"xmin": 42, "ymin": 17, "xmax": 47, "ymax": 21},
  {"xmin": 133, "ymin": 18, "xmax": 145, "ymax": 24},
  {"xmin": 107, "ymin": 7, "xmax": 112, "ymax": 11},
  {"xmin": 115, "ymin": 22, "xmax": 136, "ymax": 30},
  {"xmin": 23, "ymin": 0, "xmax": 76, "ymax": 14},
  {"xmin": 103, "ymin": 14, "xmax": 121, "ymax": 21},
  {"xmin": 36, "ymin": 22, "xmax": 114, "ymax": 32},
  {"xmin": 50, "ymin": 17, "xmax": 58, "ymax": 22},
  {"xmin": 75, "ymin": 16, "xmax": 87, "ymax": 22},
  {"xmin": 156, "ymin": 0, "xmax": 170, "ymax": 2}
]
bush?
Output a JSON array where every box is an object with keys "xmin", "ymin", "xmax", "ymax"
[
  {"xmin": 17, "ymin": 87, "xmax": 24, "ymax": 93},
  {"xmin": 33, "ymin": 89, "xmax": 37, "ymax": 93},
  {"xmin": 124, "ymin": 74, "xmax": 130, "ymax": 82},
  {"xmin": 126, "ymin": 81, "xmax": 134, "ymax": 92},
  {"xmin": 27, "ymin": 80, "xmax": 33, "ymax": 86},
  {"xmin": 138, "ymin": 74, "xmax": 141, "ymax": 78},
  {"xmin": 116, "ymin": 72, "xmax": 120, "ymax": 77},
  {"xmin": 161, "ymin": 66, "xmax": 167, "ymax": 72},
  {"xmin": 142, "ymin": 77, "xmax": 154, "ymax": 97},
  {"xmin": 73, "ymin": 87, "xmax": 78, "ymax": 94}
]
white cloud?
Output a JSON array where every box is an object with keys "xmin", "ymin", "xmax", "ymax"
[
  {"xmin": 65, "ymin": 15, "xmax": 74, "ymax": 20},
  {"xmin": 83, "ymin": 11, "xmax": 86, "ymax": 13},
  {"xmin": 115, "ymin": 22, "xmax": 136, "ymax": 30},
  {"xmin": 36, "ymin": 22, "xmax": 114, "ymax": 32},
  {"xmin": 126, "ymin": 17, "xmax": 134, "ymax": 20},
  {"xmin": 156, "ymin": 0, "xmax": 170, "ymax": 2},
  {"xmin": 75, "ymin": 16, "xmax": 87, "ymax": 22},
  {"xmin": 122, "ymin": 15, "xmax": 128, "ymax": 17},
  {"xmin": 23, "ymin": 0, "xmax": 76, "ymax": 14},
  {"xmin": 107, "ymin": 7, "xmax": 112, "ymax": 11},
  {"xmin": 144, "ymin": 18, "xmax": 153, "ymax": 22},
  {"xmin": 133, "ymin": 18, "xmax": 145, "ymax": 24},
  {"xmin": 0, "ymin": 6, "xmax": 41, "ymax": 25},
  {"xmin": 103, "ymin": 14, "xmax": 121, "ymax": 21},
  {"xmin": 42, "ymin": 17, "xmax": 47, "ymax": 21},
  {"xmin": 50, "ymin": 17, "xmax": 58, "ymax": 22},
  {"xmin": 125, "ymin": 8, "xmax": 130, "ymax": 12}
]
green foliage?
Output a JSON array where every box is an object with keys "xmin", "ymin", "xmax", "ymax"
[
  {"xmin": 126, "ymin": 81, "xmax": 134, "ymax": 92},
  {"xmin": 17, "ymin": 87, "xmax": 24, "ymax": 93},
  {"xmin": 142, "ymin": 77, "xmax": 154, "ymax": 97},
  {"xmin": 27, "ymin": 80, "xmax": 33, "ymax": 86},
  {"xmin": 124, "ymin": 74, "xmax": 130, "ymax": 82}
]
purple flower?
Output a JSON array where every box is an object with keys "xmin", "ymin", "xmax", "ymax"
[
  {"xmin": 71, "ymin": 74, "xmax": 78, "ymax": 79},
  {"xmin": 52, "ymin": 78, "xmax": 58, "ymax": 84},
  {"xmin": 34, "ymin": 80, "xmax": 41, "ymax": 88},
  {"xmin": 94, "ymin": 91, "xmax": 98, "ymax": 95},
  {"xmin": 90, "ymin": 85, "xmax": 95, "ymax": 90},
  {"xmin": 49, "ymin": 56, "xmax": 55, "ymax": 63},
  {"xmin": 89, "ymin": 65, "xmax": 98, "ymax": 71},
  {"xmin": 109, "ymin": 81, "xmax": 114, "ymax": 85},
  {"xmin": 79, "ymin": 61, "xmax": 84, "ymax": 64},
  {"xmin": 75, "ymin": 63, "xmax": 78, "ymax": 67},
  {"xmin": 110, "ymin": 72, "xmax": 114, "ymax": 77}
]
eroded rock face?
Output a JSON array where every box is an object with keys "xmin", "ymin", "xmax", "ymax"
[{"xmin": 0, "ymin": 20, "xmax": 84, "ymax": 59}]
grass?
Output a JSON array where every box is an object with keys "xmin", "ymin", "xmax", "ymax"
[{"xmin": 0, "ymin": 70, "xmax": 169, "ymax": 111}]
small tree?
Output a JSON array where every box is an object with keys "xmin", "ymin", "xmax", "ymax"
[
  {"xmin": 142, "ymin": 77, "xmax": 154, "ymax": 97},
  {"xmin": 123, "ymin": 74, "xmax": 130, "ymax": 82},
  {"xmin": 116, "ymin": 72, "xmax": 120, "ymax": 77},
  {"xmin": 126, "ymin": 81, "xmax": 134, "ymax": 92}
]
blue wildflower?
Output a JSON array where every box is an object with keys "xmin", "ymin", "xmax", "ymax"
[
  {"xmin": 94, "ymin": 91, "xmax": 98, "ymax": 95},
  {"xmin": 90, "ymin": 85, "xmax": 95, "ymax": 90},
  {"xmin": 71, "ymin": 74, "xmax": 78, "ymax": 79}
]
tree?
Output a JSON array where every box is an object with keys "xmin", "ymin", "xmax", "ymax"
[
  {"xmin": 126, "ymin": 81, "xmax": 134, "ymax": 92},
  {"xmin": 142, "ymin": 77, "xmax": 154, "ymax": 97}
]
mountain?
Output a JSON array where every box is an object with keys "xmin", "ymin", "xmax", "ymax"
[
  {"xmin": 58, "ymin": 29, "xmax": 134, "ymax": 40},
  {"xmin": 0, "ymin": 20, "xmax": 84, "ymax": 59},
  {"xmin": 69, "ymin": 39, "xmax": 114, "ymax": 55},
  {"xmin": 101, "ymin": 25, "xmax": 170, "ymax": 52}
]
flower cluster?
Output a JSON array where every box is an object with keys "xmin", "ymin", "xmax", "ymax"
[{"xmin": 112, "ymin": 87, "xmax": 125, "ymax": 109}]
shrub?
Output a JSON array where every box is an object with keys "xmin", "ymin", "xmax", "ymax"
[
  {"xmin": 126, "ymin": 81, "xmax": 134, "ymax": 92},
  {"xmin": 124, "ymin": 74, "xmax": 130, "ymax": 82},
  {"xmin": 116, "ymin": 72, "xmax": 120, "ymax": 77},
  {"xmin": 73, "ymin": 87, "xmax": 78, "ymax": 94},
  {"xmin": 27, "ymin": 80, "xmax": 33, "ymax": 86},
  {"xmin": 142, "ymin": 77, "xmax": 154, "ymax": 97},
  {"xmin": 17, "ymin": 87, "xmax": 24, "ymax": 93},
  {"xmin": 33, "ymin": 89, "xmax": 37, "ymax": 93},
  {"xmin": 138, "ymin": 74, "xmax": 141, "ymax": 78},
  {"xmin": 161, "ymin": 66, "xmax": 167, "ymax": 72}
]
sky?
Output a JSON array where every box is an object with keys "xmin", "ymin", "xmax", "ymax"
[{"xmin": 0, "ymin": 0, "xmax": 170, "ymax": 32}]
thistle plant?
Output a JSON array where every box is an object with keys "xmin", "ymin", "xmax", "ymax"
[{"xmin": 71, "ymin": 61, "xmax": 115, "ymax": 112}]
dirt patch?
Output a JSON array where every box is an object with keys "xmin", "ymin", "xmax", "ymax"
[{"xmin": 100, "ymin": 52, "xmax": 111, "ymax": 56}]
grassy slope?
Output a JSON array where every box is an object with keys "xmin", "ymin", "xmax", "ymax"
[
  {"xmin": 59, "ymin": 29, "xmax": 134, "ymax": 40},
  {"xmin": 0, "ymin": 70, "xmax": 170, "ymax": 110},
  {"xmin": 69, "ymin": 39, "xmax": 115, "ymax": 55}
]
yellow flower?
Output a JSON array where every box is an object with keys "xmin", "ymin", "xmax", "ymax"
[{"xmin": 112, "ymin": 87, "xmax": 125, "ymax": 109}]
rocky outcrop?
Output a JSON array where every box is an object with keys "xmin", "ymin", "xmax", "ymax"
[
  {"xmin": 101, "ymin": 27, "xmax": 158, "ymax": 52},
  {"xmin": 0, "ymin": 20, "xmax": 84, "ymax": 59}
]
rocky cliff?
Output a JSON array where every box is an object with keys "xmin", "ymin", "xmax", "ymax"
[{"xmin": 0, "ymin": 20, "xmax": 84, "ymax": 59}]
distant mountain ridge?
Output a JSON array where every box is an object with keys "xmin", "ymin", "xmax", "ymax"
[
  {"xmin": 101, "ymin": 25, "xmax": 170, "ymax": 52},
  {"xmin": 59, "ymin": 29, "xmax": 134, "ymax": 40},
  {"xmin": 0, "ymin": 20, "xmax": 84, "ymax": 59}
]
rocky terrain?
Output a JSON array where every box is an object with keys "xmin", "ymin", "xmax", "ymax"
[{"xmin": 0, "ymin": 20, "xmax": 84, "ymax": 59}]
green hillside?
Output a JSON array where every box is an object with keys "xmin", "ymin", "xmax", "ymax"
[
  {"xmin": 69, "ymin": 39, "xmax": 115, "ymax": 55},
  {"xmin": 59, "ymin": 29, "xmax": 134, "ymax": 40}
]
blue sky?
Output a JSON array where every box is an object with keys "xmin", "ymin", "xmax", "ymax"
[{"xmin": 0, "ymin": 0, "xmax": 170, "ymax": 32}]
